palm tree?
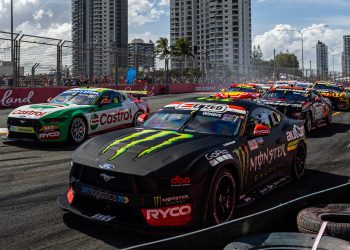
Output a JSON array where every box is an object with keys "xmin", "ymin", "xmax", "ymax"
[
  {"xmin": 172, "ymin": 38, "xmax": 194, "ymax": 75},
  {"xmin": 155, "ymin": 37, "xmax": 171, "ymax": 84}
]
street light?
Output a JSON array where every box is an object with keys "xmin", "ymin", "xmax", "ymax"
[
  {"xmin": 328, "ymin": 46, "xmax": 342, "ymax": 82},
  {"xmin": 277, "ymin": 25, "xmax": 328, "ymax": 79}
]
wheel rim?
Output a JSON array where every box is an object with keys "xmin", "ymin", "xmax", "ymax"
[
  {"xmin": 213, "ymin": 174, "xmax": 235, "ymax": 224},
  {"xmin": 134, "ymin": 112, "xmax": 143, "ymax": 127},
  {"xmin": 295, "ymin": 146, "xmax": 306, "ymax": 177},
  {"xmin": 71, "ymin": 118, "xmax": 86, "ymax": 142}
]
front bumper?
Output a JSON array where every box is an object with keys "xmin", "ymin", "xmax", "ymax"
[
  {"xmin": 57, "ymin": 192, "xmax": 196, "ymax": 234},
  {"xmin": 7, "ymin": 117, "xmax": 68, "ymax": 142}
]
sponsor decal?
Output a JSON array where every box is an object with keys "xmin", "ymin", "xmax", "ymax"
[
  {"xmin": 202, "ymin": 111, "xmax": 223, "ymax": 118},
  {"xmin": 222, "ymin": 114, "xmax": 238, "ymax": 122},
  {"xmin": 90, "ymin": 213, "xmax": 115, "ymax": 222},
  {"xmin": 99, "ymin": 163, "xmax": 115, "ymax": 170},
  {"xmin": 39, "ymin": 125, "xmax": 59, "ymax": 132},
  {"xmin": 1, "ymin": 90, "xmax": 34, "ymax": 107},
  {"xmin": 176, "ymin": 103, "xmax": 228, "ymax": 112},
  {"xmin": 205, "ymin": 149, "xmax": 233, "ymax": 167},
  {"xmin": 90, "ymin": 110, "xmax": 132, "ymax": 130},
  {"xmin": 9, "ymin": 126, "xmax": 34, "ymax": 134},
  {"xmin": 248, "ymin": 139, "xmax": 259, "ymax": 150},
  {"xmin": 12, "ymin": 109, "xmax": 47, "ymax": 117},
  {"xmin": 223, "ymin": 141, "xmax": 236, "ymax": 147},
  {"xmin": 100, "ymin": 173, "xmax": 116, "ymax": 182},
  {"xmin": 170, "ymin": 176, "xmax": 191, "ymax": 187},
  {"xmin": 153, "ymin": 194, "xmax": 190, "ymax": 207},
  {"xmin": 287, "ymin": 138, "xmax": 303, "ymax": 152},
  {"xmin": 141, "ymin": 204, "xmax": 192, "ymax": 226},
  {"xmin": 286, "ymin": 125, "xmax": 305, "ymax": 142},
  {"xmin": 257, "ymin": 177, "xmax": 287, "ymax": 194},
  {"xmin": 100, "ymin": 130, "xmax": 194, "ymax": 160},
  {"xmin": 255, "ymin": 165, "xmax": 281, "ymax": 181},
  {"xmin": 233, "ymin": 145, "xmax": 250, "ymax": 184},
  {"xmin": 81, "ymin": 185, "xmax": 130, "ymax": 204},
  {"xmin": 250, "ymin": 144, "xmax": 287, "ymax": 171},
  {"xmin": 38, "ymin": 131, "xmax": 60, "ymax": 140}
]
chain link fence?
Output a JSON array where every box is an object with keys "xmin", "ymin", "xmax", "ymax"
[{"xmin": 0, "ymin": 31, "xmax": 348, "ymax": 88}]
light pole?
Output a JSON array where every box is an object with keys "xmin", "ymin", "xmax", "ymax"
[
  {"xmin": 328, "ymin": 46, "xmax": 342, "ymax": 82},
  {"xmin": 11, "ymin": 0, "xmax": 14, "ymax": 86},
  {"xmin": 277, "ymin": 25, "xmax": 328, "ymax": 80}
]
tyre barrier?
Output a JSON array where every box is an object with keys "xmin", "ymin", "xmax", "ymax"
[
  {"xmin": 297, "ymin": 204, "xmax": 350, "ymax": 240},
  {"xmin": 224, "ymin": 232, "xmax": 350, "ymax": 250},
  {"xmin": 124, "ymin": 182, "xmax": 350, "ymax": 250}
]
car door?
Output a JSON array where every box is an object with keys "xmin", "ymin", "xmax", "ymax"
[
  {"xmin": 87, "ymin": 90, "xmax": 132, "ymax": 134},
  {"xmin": 245, "ymin": 107, "xmax": 287, "ymax": 189},
  {"xmin": 310, "ymin": 91, "xmax": 324, "ymax": 122}
]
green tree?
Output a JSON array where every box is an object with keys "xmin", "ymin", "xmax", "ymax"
[
  {"xmin": 155, "ymin": 37, "xmax": 171, "ymax": 83},
  {"xmin": 172, "ymin": 38, "xmax": 194, "ymax": 74},
  {"xmin": 252, "ymin": 45, "xmax": 264, "ymax": 65},
  {"xmin": 275, "ymin": 52, "xmax": 299, "ymax": 69}
]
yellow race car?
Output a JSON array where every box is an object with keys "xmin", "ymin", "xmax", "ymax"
[
  {"xmin": 313, "ymin": 82, "xmax": 349, "ymax": 110},
  {"xmin": 215, "ymin": 83, "xmax": 262, "ymax": 100}
]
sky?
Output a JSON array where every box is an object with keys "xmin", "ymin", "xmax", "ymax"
[{"xmin": 0, "ymin": 0, "xmax": 349, "ymax": 71}]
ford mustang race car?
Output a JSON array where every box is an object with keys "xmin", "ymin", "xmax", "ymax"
[
  {"xmin": 260, "ymin": 87, "xmax": 332, "ymax": 135},
  {"xmin": 58, "ymin": 97, "xmax": 307, "ymax": 231},
  {"xmin": 313, "ymin": 82, "xmax": 349, "ymax": 110},
  {"xmin": 7, "ymin": 88, "xmax": 149, "ymax": 143},
  {"xmin": 215, "ymin": 83, "xmax": 261, "ymax": 100}
]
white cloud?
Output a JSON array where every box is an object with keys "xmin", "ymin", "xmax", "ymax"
[
  {"xmin": 128, "ymin": 0, "xmax": 168, "ymax": 25},
  {"xmin": 32, "ymin": 9, "xmax": 54, "ymax": 20},
  {"xmin": 253, "ymin": 24, "xmax": 350, "ymax": 71}
]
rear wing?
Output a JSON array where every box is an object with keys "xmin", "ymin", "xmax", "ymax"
[{"xmin": 122, "ymin": 90, "xmax": 153, "ymax": 99}]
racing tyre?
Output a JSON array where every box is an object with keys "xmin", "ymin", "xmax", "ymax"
[
  {"xmin": 69, "ymin": 117, "xmax": 88, "ymax": 144},
  {"xmin": 297, "ymin": 204, "xmax": 350, "ymax": 240},
  {"xmin": 326, "ymin": 108, "xmax": 333, "ymax": 125},
  {"xmin": 291, "ymin": 143, "xmax": 306, "ymax": 180},
  {"xmin": 304, "ymin": 112, "xmax": 312, "ymax": 135},
  {"xmin": 208, "ymin": 168, "xmax": 237, "ymax": 225},
  {"xmin": 133, "ymin": 110, "xmax": 144, "ymax": 127},
  {"xmin": 223, "ymin": 232, "xmax": 350, "ymax": 250}
]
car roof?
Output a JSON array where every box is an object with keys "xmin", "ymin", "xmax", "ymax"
[{"xmin": 164, "ymin": 97, "xmax": 261, "ymax": 112}]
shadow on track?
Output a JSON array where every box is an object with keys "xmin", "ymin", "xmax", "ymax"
[
  {"xmin": 308, "ymin": 122, "xmax": 350, "ymax": 138},
  {"xmin": 60, "ymin": 169, "xmax": 350, "ymax": 249},
  {"xmin": 2, "ymin": 140, "xmax": 80, "ymax": 152}
]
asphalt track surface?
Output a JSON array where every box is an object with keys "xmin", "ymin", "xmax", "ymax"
[{"xmin": 0, "ymin": 93, "xmax": 350, "ymax": 249}]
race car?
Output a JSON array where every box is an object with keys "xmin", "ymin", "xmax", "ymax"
[
  {"xmin": 313, "ymin": 82, "xmax": 349, "ymax": 110},
  {"xmin": 260, "ymin": 87, "xmax": 333, "ymax": 134},
  {"xmin": 7, "ymin": 88, "xmax": 149, "ymax": 143},
  {"xmin": 215, "ymin": 83, "xmax": 262, "ymax": 100},
  {"xmin": 58, "ymin": 97, "xmax": 307, "ymax": 231}
]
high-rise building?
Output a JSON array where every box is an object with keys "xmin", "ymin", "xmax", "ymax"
[
  {"xmin": 128, "ymin": 39, "xmax": 155, "ymax": 72},
  {"xmin": 342, "ymin": 35, "xmax": 350, "ymax": 77},
  {"xmin": 316, "ymin": 40, "xmax": 328, "ymax": 79},
  {"xmin": 72, "ymin": 0, "xmax": 128, "ymax": 80},
  {"xmin": 170, "ymin": 0, "xmax": 251, "ymax": 77}
]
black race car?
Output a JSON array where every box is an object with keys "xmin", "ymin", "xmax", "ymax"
[
  {"xmin": 259, "ymin": 87, "xmax": 333, "ymax": 135},
  {"xmin": 58, "ymin": 97, "xmax": 307, "ymax": 232}
]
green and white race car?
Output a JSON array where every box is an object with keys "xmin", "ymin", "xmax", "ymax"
[{"xmin": 7, "ymin": 88, "xmax": 150, "ymax": 143}]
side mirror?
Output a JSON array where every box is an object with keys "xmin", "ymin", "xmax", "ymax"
[
  {"xmin": 314, "ymin": 97, "xmax": 322, "ymax": 103},
  {"xmin": 253, "ymin": 124, "xmax": 270, "ymax": 137},
  {"xmin": 137, "ymin": 113, "xmax": 149, "ymax": 125},
  {"xmin": 47, "ymin": 97, "xmax": 52, "ymax": 102}
]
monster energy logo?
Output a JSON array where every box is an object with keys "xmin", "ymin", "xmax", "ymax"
[
  {"xmin": 100, "ymin": 130, "xmax": 194, "ymax": 160},
  {"xmin": 153, "ymin": 196, "xmax": 162, "ymax": 207}
]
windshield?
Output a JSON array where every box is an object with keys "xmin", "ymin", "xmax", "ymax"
[
  {"xmin": 314, "ymin": 84, "xmax": 343, "ymax": 92},
  {"xmin": 143, "ymin": 110, "xmax": 243, "ymax": 136},
  {"xmin": 226, "ymin": 86, "xmax": 257, "ymax": 93},
  {"xmin": 262, "ymin": 90, "xmax": 309, "ymax": 102},
  {"xmin": 50, "ymin": 90, "xmax": 99, "ymax": 105}
]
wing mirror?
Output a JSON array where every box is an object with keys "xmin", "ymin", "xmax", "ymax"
[
  {"xmin": 47, "ymin": 97, "xmax": 52, "ymax": 102},
  {"xmin": 314, "ymin": 97, "xmax": 322, "ymax": 103},
  {"xmin": 137, "ymin": 113, "xmax": 149, "ymax": 125},
  {"xmin": 253, "ymin": 124, "xmax": 270, "ymax": 137}
]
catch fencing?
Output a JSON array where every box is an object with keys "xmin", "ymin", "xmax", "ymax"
[{"xmin": 0, "ymin": 31, "xmax": 349, "ymax": 88}]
